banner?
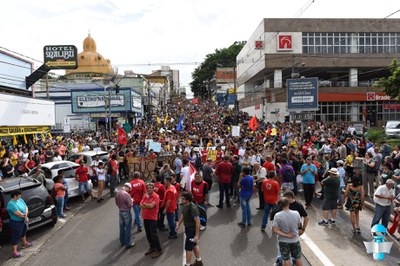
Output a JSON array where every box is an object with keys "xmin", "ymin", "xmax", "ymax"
[
  {"xmin": 206, "ymin": 150, "xmax": 217, "ymax": 161},
  {"xmin": 127, "ymin": 156, "xmax": 157, "ymax": 180}
]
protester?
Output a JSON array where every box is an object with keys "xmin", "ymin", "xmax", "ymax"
[
  {"xmin": 96, "ymin": 162, "xmax": 106, "ymax": 202},
  {"xmin": 176, "ymin": 191, "xmax": 204, "ymax": 266},
  {"xmin": 53, "ymin": 175, "xmax": 67, "ymax": 218},
  {"xmin": 215, "ymin": 156, "xmax": 233, "ymax": 208},
  {"xmin": 154, "ymin": 174, "xmax": 167, "ymax": 231},
  {"xmin": 343, "ymin": 175, "xmax": 364, "ymax": 234},
  {"xmin": 130, "ymin": 171, "xmax": 146, "ymax": 232},
  {"xmin": 371, "ymin": 179, "xmax": 395, "ymax": 228},
  {"xmin": 140, "ymin": 182, "xmax": 162, "ymax": 258},
  {"xmin": 318, "ymin": 168, "xmax": 340, "ymax": 226},
  {"xmin": 300, "ymin": 157, "xmax": 317, "ymax": 209},
  {"xmin": 115, "ymin": 183, "xmax": 135, "ymax": 249},
  {"xmin": 261, "ymin": 171, "xmax": 280, "ymax": 231},
  {"xmin": 253, "ymin": 162, "xmax": 267, "ymax": 210},
  {"xmin": 163, "ymin": 177, "xmax": 178, "ymax": 239},
  {"xmin": 238, "ymin": 167, "xmax": 253, "ymax": 227},
  {"xmin": 191, "ymin": 172, "xmax": 209, "ymax": 231},
  {"xmin": 75, "ymin": 160, "xmax": 95, "ymax": 202}
]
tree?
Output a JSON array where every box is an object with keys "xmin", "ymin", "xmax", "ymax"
[
  {"xmin": 190, "ymin": 41, "xmax": 246, "ymax": 98},
  {"xmin": 374, "ymin": 59, "xmax": 400, "ymax": 100}
]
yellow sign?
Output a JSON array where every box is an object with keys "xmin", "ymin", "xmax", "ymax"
[
  {"xmin": 206, "ymin": 150, "xmax": 217, "ymax": 161},
  {"xmin": 228, "ymin": 88, "xmax": 237, "ymax": 94},
  {"xmin": 0, "ymin": 126, "xmax": 50, "ymax": 137}
]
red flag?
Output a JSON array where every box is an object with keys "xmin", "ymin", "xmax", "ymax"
[
  {"xmin": 117, "ymin": 127, "xmax": 127, "ymax": 145},
  {"xmin": 191, "ymin": 98, "xmax": 198, "ymax": 104},
  {"xmin": 248, "ymin": 115, "xmax": 258, "ymax": 131}
]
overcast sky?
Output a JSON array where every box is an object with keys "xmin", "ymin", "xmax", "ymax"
[{"xmin": 1, "ymin": 0, "xmax": 400, "ymax": 96}]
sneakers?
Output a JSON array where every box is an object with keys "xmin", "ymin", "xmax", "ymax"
[
  {"xmin": 126, "ymin": 242, "xmax": 136, "ymax": 249},
  {"xmin": 356, "ymin": 228, "xmax": 361, "ymax": 234},
  {"xmin": 137, "ymin": 227, "xmax": 142, "ymax": 232},
  {"xmin": 318, "ymin": 219, "xmax": 329, "ymax": 226},
  {"xmin": 200, "ymin": 225, "xmax": 207, "ymax": 231},
  {"xmin": 261, "ymin": 226, "xmax": 266, "ymax": 232},
  {"xmin": 328, "ymin": 219, "xmax": 336, "ymax": 225},
  {"xmin": 13, "ymin": 252, "xmax": 22, "ymax": 258}
]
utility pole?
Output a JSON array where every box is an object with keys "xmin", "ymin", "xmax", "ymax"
[{"xmin": 234, "ymin": 66, "xmax": 239, "ymax": 125}]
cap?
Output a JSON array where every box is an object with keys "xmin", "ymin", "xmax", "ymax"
[
  {"xmin": 124, "ymin": 183, "xmax": 132, "ymax": 190},
  {"xmin": 337, "ymin": 160, "xmax": 344, "ymax": 165}
]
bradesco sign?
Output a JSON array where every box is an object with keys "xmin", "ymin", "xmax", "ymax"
[
  {"xmin": 287, "ymin": 77, "xmax": 318, "ymax": 112},
  {"xmin": 43, "ymin": 45, "xmax": 78, "ymax": 69}
]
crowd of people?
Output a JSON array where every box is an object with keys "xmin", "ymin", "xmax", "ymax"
[{"xmin": 1, "ymin": 96, "xmax": 400, "ymax": 265}]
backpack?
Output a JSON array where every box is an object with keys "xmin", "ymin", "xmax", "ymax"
[
  {"xmin": 282, "ymin": 166, "xmax": 294, "ymax": 183},
  {"xmin": 192, "ymin": 203, "xmax": 207, "ymax": 226}
]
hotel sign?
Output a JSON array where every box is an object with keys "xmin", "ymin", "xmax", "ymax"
[{"xmin": 43, "ymin": 45, "xmax": 78, "ymax": 69}]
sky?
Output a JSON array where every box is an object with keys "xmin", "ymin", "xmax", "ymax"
[{"xmin": 1, "ymin": 0, "xmax": 400, "ymax": 96}]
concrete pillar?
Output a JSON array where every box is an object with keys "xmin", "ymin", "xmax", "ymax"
[
  {"xmin": 274, "ymin": 69, "xmax": 282, "ymax": 88},
  {"xmin": 349, "ymin": 68, "xmax": 358, "ymax": 87}
]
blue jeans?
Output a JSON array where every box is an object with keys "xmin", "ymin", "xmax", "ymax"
[
  {"xmin": 262, "ymin": 204, "xmax": 276, "ymax": 227},
  {"xmin": 337, "ymin": 186, "xmax": 345, "ymax": 205},
  {"xmin": 371, "ymin": 204, "xmax": 391, "ymax": 228},
  {"xmin": 119, "ymin": 210, "xmax": 132, "ymax": 246},
  {"xmin": 109, "ymin": 175, "xmax": 117, "ymax": 196},
  {"xmin": 78, "ymin": 181, "xmax": 92, "ymax": 194},
  {"xmin": 132, "ymin": 204, "xmax": 142, "ymax": 228},
  {"xmin": 166, "ymin": 212, "xmax": 177, "ymax": 237},
  {"xmin": 63, "ymin": 184, "xmax": 69, "ymax": 208},
  {"xmin": 240, "ymin": 196, "xmax": 252, "ymax": 225},
  {"xmin": 55, "ymin": 197, "xmax": 65, "ymax": 217}
]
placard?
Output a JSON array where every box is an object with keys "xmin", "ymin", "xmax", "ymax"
[
  {"xmin": 149, "ymin": 142, "xmax": 162, "ymax": 152},
  {"xmin": 232, "ymin": 126, "xmax": 240, "ymax": 137}
]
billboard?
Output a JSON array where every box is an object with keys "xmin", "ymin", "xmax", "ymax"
[
  {"xmin": 0, "ymin": 94, "xmax": 55, "ymax": 126},
  {"xmin": 43, "ymin": 45, "xmax": 78, "ymax": 69},
  {"xmin": 0, "ymin": 50, "xmax": 33, "ymax": 90},
  {"xmin": 287, "ymin": 77, "xmax": 319, "ymax": 112},
  {"xmin": 71, "ymin": 88, "xmax": 132, "ymax": 113}
]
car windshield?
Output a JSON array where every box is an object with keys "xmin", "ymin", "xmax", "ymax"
[{"xmin": 387, "ymin": 122, "xmax": 400, "ymax": 129}]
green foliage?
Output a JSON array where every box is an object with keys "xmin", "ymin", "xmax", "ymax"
[
  {"xmin": 366, "ymin": 129, "xmax": 386, "ymax": 142},
  {"xmin": 190, "ymin": 41, "xmax": 246, "ymax": 98},
  {"xmin": 374, "ymin": 59, "xmax": 400, "ymax": 100}
]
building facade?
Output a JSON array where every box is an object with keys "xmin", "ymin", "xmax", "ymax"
[{"xmin": 237, "ymin": 18, "xmax": 400, "ymax": 126}]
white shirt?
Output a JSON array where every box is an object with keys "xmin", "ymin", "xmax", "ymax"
[
  {"xmin": 373, "ymin": 184, "xmax": 395, "ymax": 206},
  {"xmin": 256, "ymin": 167, "xmax": 267, "ymax": 180},
  {"xmin": 96, "ymin": 168, "xmax": 106, "ymax": 181},
  {"xmin": 180, "ymin": 166, "xmax": 192, "ymax": 191},
  {"xmin": 367, "ymin": 146, "xmax": 376, "ymax": 156}
]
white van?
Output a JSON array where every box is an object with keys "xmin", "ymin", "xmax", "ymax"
[{"xmin": 384, "ymin": 120, "xmax": 400, "ymax": 138}]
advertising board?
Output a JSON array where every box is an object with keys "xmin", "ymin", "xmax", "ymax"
[
  {"xmin": 287, "ymin": 77, "xmax": 319, "ymax": 112},
  {"xmin": 43, "ymin": 45, "xmax": 78, "ymax": 69}
]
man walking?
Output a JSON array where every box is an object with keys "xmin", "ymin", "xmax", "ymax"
[
  {"xmin": 253, "ymin": 162, "xmax": 267, "ymax": 210},
  {"xmin": 215, "ymin": 156, "xmax": 233, "ymax": 208},
  {"xmin": 75, "ymin": 160, "xmax": 95, "ymax": 203},
  {"xmin": 176, "ymin": 191, "xmax": 204, "ymax": 266},
  {"xmin": 115, "ymin": 183, "xmax": 135, "ymax": 249},
  {"xmin": 300, "ymin": 157, "xmax": 317, "ymax": 209},
  {"xmin": 371, "ymin": 179, "xmax": 395, "ymax": 228},
  {"xmin": 272, "ymin": 197, "xmax": 303, "ymax": 266},
  {"xmin": 261, "ymin": 171, "xmax": 280, "ymax": 231},
  {"xmin": 318, "ymin": 168, "xmax": 340, "ymax": 226},
  {"xmin": 140, "ymin": 183, "xmax": 162, "ymax": 258},
  {"xmin": 191, "ymin": 172, "xmax": 209, "ymax": 231},
  {"xmin": 231, "ymin": 155, "xmax": 242, "ymax": 206}
]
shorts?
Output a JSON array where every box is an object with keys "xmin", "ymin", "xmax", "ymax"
[
  {"xmin": 281, "ymin": 182, "xmax": 294, "ymax": 191},
  {"xmin": 10, "ymin": 220, "xmax": 27, "ymax": 245},
  {"xmin": 184, "ymin": 228, "xmax": 197, "ymax": 251},
  {"xmin": 322, "ymin": 199, "xmax": 337, "ymax": 210},
  {"xmin": 78, "ymin": 181, "xmax": 92, "ymax": 194},
  {"xmin": 279, "ymin": 241, "xmax": 302, "ymax": 261}
]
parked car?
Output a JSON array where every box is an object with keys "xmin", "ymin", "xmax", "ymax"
[
  {"xmin": 384, "ymin": 120, "xmax": 400, "ymax": 138},
  {"xmin": 353, "ymin": 123, "xmax": 365, "ymax": 136},
  {"xmin": 67, "ymin": 151, "xmax": 109, "ymax": 176},
  {"xmin": 30, "ymin": 161, "xmax": 92, "ymax": 198},
  {"xmin": 0, "ymin": 177, "xmax": 57, "ymax": 243}
]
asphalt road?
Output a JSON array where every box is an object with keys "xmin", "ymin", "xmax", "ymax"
[{"xmin": 1, "ymin": 182, "xmax": 399, "ymax": 266}]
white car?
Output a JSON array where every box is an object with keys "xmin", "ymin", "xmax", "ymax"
[
  {"xmin": 384, "ymin": 120, "xmax": 400, "ymax": 138},
  {"xmin": 30, "ymin": 161, "xmax": 92, "ymax": 198}
]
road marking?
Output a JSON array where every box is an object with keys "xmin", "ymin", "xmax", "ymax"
[{"xmin": 301, "ymin": 233, "xmax": 334, "ymax": 266}]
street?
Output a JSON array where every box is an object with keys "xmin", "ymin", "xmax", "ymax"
[{"xmin": 1, "ymin": 183, "xmax": 399, "ymax": 266}]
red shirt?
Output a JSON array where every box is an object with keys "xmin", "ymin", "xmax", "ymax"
[
  {"xmin": 163, "ymin": 185, "xmax": 177, "ymax": 213},
  {"xmin": 216, "ymin": 151, "xmax": 223, "ymax": 163},
  {"xmin": 76, "ymin": 166, "xmax": 89, "ymax": 183},
  {"xmin": 263, "ymin": 161, "xmax": 276, "ymax": 173},
  {"xmin": 173, "ymin": 182, "xmax": 181, "ymax": 204},
  {"xmin": 130, "ymin": 179, "xmax": 146, "ymax": 204},
  {"xmin": 215, "ymin": 161, "xmax": 233, "ymax": 184},
  {"xmin": 201, "ymin": 150, "xmax": 208, "ymax": 164},
  {"xmin": 261, "ymin": 179, "xmax": 280, "ymax": 204},
  {"xmin": 110, "ymin": 160, "xmax": 118, "ymax": 176},
  {"xmin": 191, "ymin": 180, "xmax": 208, "ymax": 204},
  {"xmin": 140, "ymin": 192, "xmax": 159, "ymax": 221},
  {"xmin": 154, "ymin": 182, "xmax": 166, "ymax": 204}
]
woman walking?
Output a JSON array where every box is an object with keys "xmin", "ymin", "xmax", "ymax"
[
  {"xmin": 343, "ymin": 174, "xmax": 364, "ymax": 234},
  {"xmin": 96, "ymin": 162, "xmax": 106, "ymax": 202}
]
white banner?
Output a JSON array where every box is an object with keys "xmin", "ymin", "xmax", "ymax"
[{"xmin": 0, "ymin": 94, "xmax": 55, "ymax": 126}]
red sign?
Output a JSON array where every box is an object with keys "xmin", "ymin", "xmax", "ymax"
[
  {"xmin": 255, "ymin": 104, "xmax": 260, "ymax": 110},
  {"xmin": 366, "ymin": 92, "xmax": 376, "ymax": 101},
  {"xmin": 278, "ymin": 35, "xmax": 292, "ymax": 50},
  {"xmin": 384, "ymin": 104, "xmax": 400, "ymax": 110},
  {"xmin": 191, "ymin": 98, "xmax": 198, "ymax": 104},
  {"xmin": 255, "ymin": 41, "xmax": 263, "ymax": 49}
]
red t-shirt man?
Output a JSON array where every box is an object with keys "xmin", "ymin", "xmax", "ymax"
[
  {"xmin": 140, "ymin": 191, "xmax": 160, "ymax": 221},
  {"xmin": 154, "ymin": 181, "xmax": 166, "ymax": 205},
  {"xmin": 162, "ymin": 185, "xmax": 177, "ymax": 213},
  {"xmin": 261, "ymin": 178, "xmax": 280, "ymax": 205},
  {"xmin": 263, "ymin": 161, "xmax": 276, "ymax": 173},
  {"xmin": 75, "ymin": 164, "xmax": 89, "ymax": 183},
  {"xmin": 130, "ymin": 178, "xmax": 146, "ymax": 205}
]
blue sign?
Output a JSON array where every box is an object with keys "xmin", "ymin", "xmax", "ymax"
[
  {"xmin": 287, "ymin": 77, "xmax": 318, "ymax": 111},
  {"xmin": 216, "ymin": 93, "xmax": 237, "ymax": 106}
]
